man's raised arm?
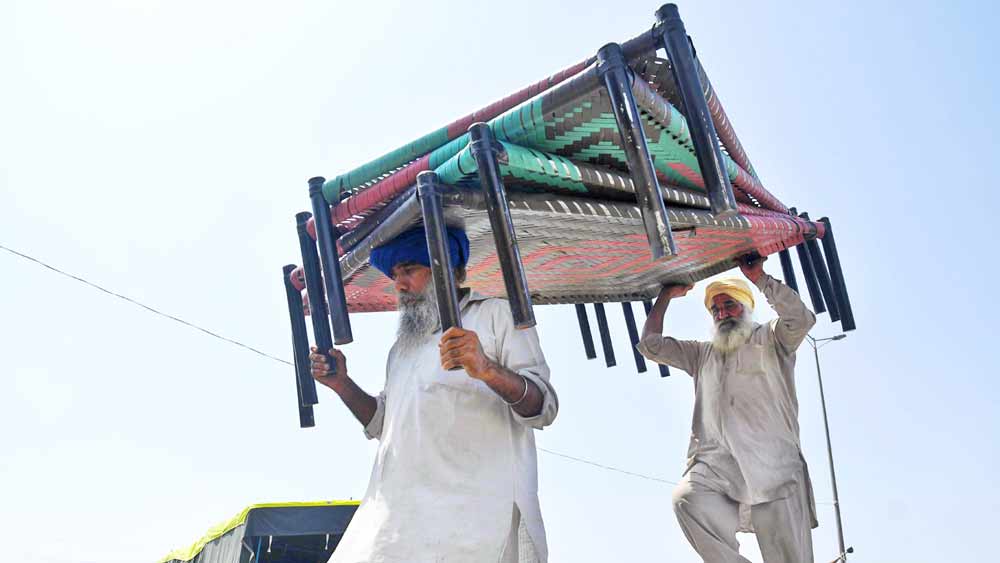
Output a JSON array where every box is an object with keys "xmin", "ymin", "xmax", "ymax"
[
  {"xmin": 737, "ymin": 255, "xmax": 816, "ymax": 351},
  {"xmin": 637, "ymin": 284, "xmax": 701, "ymax": 375}
]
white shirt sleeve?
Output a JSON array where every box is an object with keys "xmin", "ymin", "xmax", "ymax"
[
  {"xmin": 492, "ymin": 301, "xmax": 558, "ymax": 429},
  {"xmin": 363, "ymin": 391, "xmax": 387, "ymax": 440}
]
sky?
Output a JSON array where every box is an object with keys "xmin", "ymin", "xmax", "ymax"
[{"xmin": 1, "ymin": 0, "xmax": 998, "ymax": 561}]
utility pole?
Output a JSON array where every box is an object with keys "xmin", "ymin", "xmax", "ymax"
[{"xmin": 806, "ymin": 334, "xmax": 852, "ymax": 562}]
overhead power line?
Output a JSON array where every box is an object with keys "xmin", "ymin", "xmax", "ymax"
[
  {"xmin": 1, "ymin": 242, "xmax": 683, "ymax": 487},
  {"xmin": 0, "ymin": 244, "xmax": 291, "ymax": 366},
  {"xmin": 539, "ymin": 447, "xmax": 678, "ymax": 485}
]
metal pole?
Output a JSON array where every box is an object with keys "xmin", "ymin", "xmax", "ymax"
[
  {"xmin": 467, "ymin": 122, "xmax": 536, "ymax": 329},
  {"xmin": 819, "ymin": 217, "xmax": 856, "ymax": 331},
  {"xmin": 642, "ymin": 299, "xmax": 670, "ymax": 377},
  {"xmin": 283, "ymin": 264, "xmax": 318, "ymax": 429},
  {"xmin": 596, "ymin": 42, "xmax": 678, "ymax": 261},
  {"xmin": 308, "ymin": 177, "xmax": 354, "ymax": 345},
  {"xmin": 810, "ymin": 336, "xmax": 848, "ymax": 561},
  {"xmin": 292, "ymin": 356, "xmax": 316, "ymax": 429},
  {"xmin": 593, "ymin": 303, "xmax": 616, "ymax": 368},
  {"xmin": 621, "ymin": 302, "xmax": 647, "ymax": 373},
  {"xmin": 575, "ymin": 304, "xmax": 598, "ymax": 360},
  {"xmin": 655, "ymin": 4, "xmax": 738, "ymax": 218},
  {"xmin": 296, "ymin": 212, "xmax": 336, "ymax": 374},
  {"xmin": 801, "ymin": 212, "xmax": 840, "ymax": 322},
  {"xmin": 778, "ymin": 248, "xmax": 799, "ymax": 293},
  {"xmin": 795, "ymin": 240, "xmax": 826, "ymax": 315},
  {"xmin": 416, "ymin": 171, "xmax": 462, "ymax": 333}
]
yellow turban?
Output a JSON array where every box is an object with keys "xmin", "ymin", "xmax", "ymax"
[{"xmin": 704, "ymin": 278, "xmax": 755, "ymax": 312}]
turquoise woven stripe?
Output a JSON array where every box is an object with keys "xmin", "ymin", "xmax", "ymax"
[
  {"xmin": 323, "ymin": 126, "xmax": 451, "ymax": 203},
  {"xmin": 433, "ymin": 141, "xmax": 589, "ymax": 194},
  {"xmin": 492, "ymin": 104, "xmax": 749, "ymax": 191},
  {"xmin": 428, "ymin": 134, "xmax": 470, "ymax": 170},
  {"xmin": 434, "ymin": 144, "xmax": 478, "ymax": 185},
  {"xmin": 503, "ymin": 144, "xmax": 587, "ymax": 193}
]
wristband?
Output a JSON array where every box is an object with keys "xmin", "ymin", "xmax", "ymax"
[{"xmin": 505, "ymin": 374, "xmax": 530, "ymax": 407}]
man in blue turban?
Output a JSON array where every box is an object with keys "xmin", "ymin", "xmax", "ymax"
[{"xmin": 310, "ymin": 226, "xmax": 559, "ymax": 563}]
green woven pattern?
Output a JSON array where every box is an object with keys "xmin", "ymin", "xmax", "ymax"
[
  {"xmin": 327, "ymin": 64, "xmax": 774, "ymax": 219},
  {"xmin": 515, "ymin": 102, "xmax": 702, "ymax": 190},
  {"xmin": 322, "ymin": 126, "xmax": 450, "ymax": 203},
  {"xmin": 435, "ymin": 141, "xmax": 587, "ymax": 194}
]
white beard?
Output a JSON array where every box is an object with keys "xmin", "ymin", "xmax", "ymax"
[
  {"xmin": 396, "ymin": 283, "xmax": 439, "ymax": 353},
  {"xmin": 711, "ymin": 310, "xmax": 754, "ymax": 354}
]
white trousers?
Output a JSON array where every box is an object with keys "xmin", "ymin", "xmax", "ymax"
[
  {"xmin": 673, "ymin": 465, "xmax": 813, "ymax": 563},
  {"xmin": 499, "ymin": 504, "xmax": 539, "ymax": 563}
]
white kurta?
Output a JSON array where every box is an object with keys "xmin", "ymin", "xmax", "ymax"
[
  {"xmin": 330, "ymin": 291, "xmax": 558, "ymax": 563},
  {"xmin": 637, "ymin": 274, "xmax": 818, "ymax": 528}
]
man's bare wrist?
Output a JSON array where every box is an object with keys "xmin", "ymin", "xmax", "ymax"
[
  {"xmin": 474, "ymin": 359, "xmax": 502, "ymax": 384},
  {"xmin": 326, "ymin": 374, "xmax": 351, "ymax": 394}
]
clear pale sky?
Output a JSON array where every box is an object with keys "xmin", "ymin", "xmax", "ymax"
[{"xmin": 2, "ymin": 1, "xmax": 997, "ymax": 561}]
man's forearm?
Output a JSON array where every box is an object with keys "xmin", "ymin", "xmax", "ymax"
[
  {"xmin": 480, "ymin": 361, "xmax": 544, "ymax": 418},
  {"xmin": 641, "ymin": 295, "xmax": 671, "ymax": 339},
  {"xmin": 757, "ymin": 274, "xmax": 816, "ymax": 347},
  {"xmin": 325, "ymin": 376, "xmax": 378, "ymax": 427}
]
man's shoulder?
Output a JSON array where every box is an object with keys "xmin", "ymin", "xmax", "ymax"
[
  {"xmin": 465, "ymin": 293, "xmax": 509, "ymax": 315},
  {"xmin": 750, "ymin": 322, "xmax": 780, "ymax": 346}
]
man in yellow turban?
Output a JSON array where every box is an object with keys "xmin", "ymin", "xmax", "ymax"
[{"xmin": 638, "ymin": 255, "xmax": 818, "ymax": 563}]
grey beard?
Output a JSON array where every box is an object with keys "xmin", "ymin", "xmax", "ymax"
[
  {"xmin": 396, "ymin": 284, "xmax": 440, "ymax": 352},
  {"xmin": 711, "ymin": 311, "xmax": 753, "ymax": 354}
]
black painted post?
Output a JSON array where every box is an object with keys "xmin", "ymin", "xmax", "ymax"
[
  {"xmin": 575, "ymin": 304, "xmax": 598, "ymax": 360},
  {"xmin": 655, "ymin": 4, "xmax": 738, "ymax": 218},
  {"xmin": 596, "ymin": 42, "xmax": 678, "ymax": 261},
  {"xmin": 308, "ymin": 177, "xmax": 354, "ymax": 345},
  {"xmin": 416, "ymin": 171, "xmax": 462, "ymax": 333},
  {"xmin": 593, "ymin": 303, "xmax": 616, "ymax": 368},
  {"xmin": 297, "ymin": 403, "xmax": 315, "ymax": 428},
  {"xmin": 283, "ymin": 264, "xmax": 319, "ymax": 405},
  {"xmin": 284, "ymin": 264, "xmax": 318, "ymax": 429},
  {"xmin": 779, "ymin": 249, "xmax": 799, "ymax": 293},
  {"xmin": 643, "ymin": 299, "xmax": 670, "ymax": 377},
  {"xmin": 291, "ymin": 335, "xmax": 315, "ymax": 430},
  {"xmin": 795, "ymin": 241, "xmax": 827, "ymax": 315},
  {"xmin": 291, "ymin": 336, "xmax": 315, "ymax": 429},
  {"xmin": 467, "ymin": 122, "xmax": 536, "ymax": 329},
  {"xmin": 819, "ymin": 217, "xmax": 856, "ymax": 331},
  {"xmin": 296, "ymin": 212, "xmax": 337, "ymax": 373},
  {"xmin": 622, "ymin": 302, "xmax": 648, "ymax": 373},
  {"xmin": 800, "ymin": 212, "xmax": 841, "ymax": 322}
]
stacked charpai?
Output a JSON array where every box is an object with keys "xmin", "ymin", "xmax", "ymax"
[{"xmin": 281, "ymin": 4, "xmax": 855, "ymax": 427}]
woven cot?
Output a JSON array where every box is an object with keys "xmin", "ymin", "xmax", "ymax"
[
  {"xmin": 294, "ymin": 48, "xmax": 829, "ymax": 306},
  {"xmin": 282, "ymin": 3, "xmax": 855, "ymax": 425}
]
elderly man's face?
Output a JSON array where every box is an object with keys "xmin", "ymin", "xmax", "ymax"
[
  {"xmin": 391, "ymin": 262, "xmax": 432, "ymax": 296},
  {"xmin": 710, "ymin": 293, "xmax": 744, "ymax": 323}
]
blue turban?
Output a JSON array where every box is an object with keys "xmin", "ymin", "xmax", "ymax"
[{"xmin": 369, "ymin": 226, "xmax": 470, "ymax": 278}]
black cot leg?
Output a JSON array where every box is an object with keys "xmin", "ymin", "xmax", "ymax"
[
  {"xmin": 575, "ymin": 304, "xmax": 598, "ymax": 360},
  {"xmin": 296, "ymin": 212, "xmax": 337, "ymax": 373},
  {"xmin": 801, "ymin": 212, "xmax": 840, "ymax": 322},
  {"xmin": 416, "ymin": 171, "xmax": 462, "ymax": 333},
  {"xmin": 655, "ymin": 4, "xmax": 738, "ymax": 218},
  {"xmin": 593, "ymin": 303, "xmax": 616, "ymax": 368},
  {"xmin": 643, "ymin": 299, "xmax": 670, "ymax": 377},
  {"xmin": 795, "ymin": 239, "xmax": 827, "ymax": 315},
  {"xmin": 308, "ymin": 177, "xmax": 354, "ymax": 345},
  {"xmin": 778, "ymin": 248, "xmax": 799, "ymax": 293},
  {"xmin": 283, "ymin": 264, "xmax": 319, "ymax": 405},
  {"xmin": 297, "ymin": 403, "xmax": 315, "ymax": 428},
  {"xmin": 819, "ymin": 217, "xmax": 856, "ymax": 331},
  {"xmin": 597, "ymin": 42, "xmax": 678, "ymax": 261},
  {"xmin": 283, "ymin": 264, "xmax": 318, "ymax": 429},
  {"xmin": 468, "ymin": 122, "xmax": 536, "ymax": 329},
  {"xmin": 622, "ymin": 302, "xmax": 648, "ymax": 373}
]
